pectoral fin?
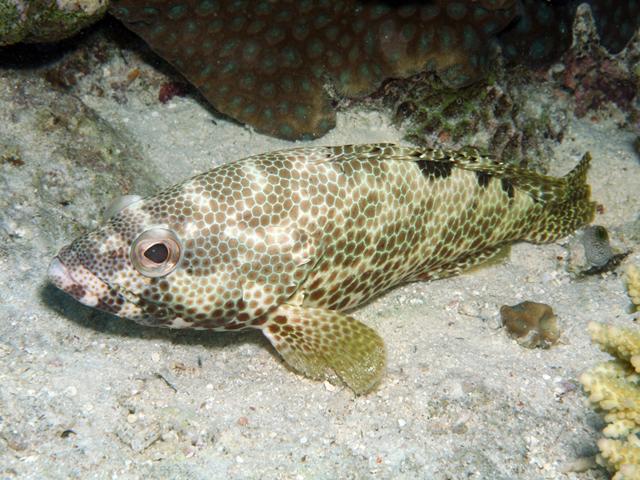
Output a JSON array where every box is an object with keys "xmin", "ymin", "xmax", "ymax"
[{"xmin": 261, "ymin": 304, "xmax": 386, "ymax": 394}]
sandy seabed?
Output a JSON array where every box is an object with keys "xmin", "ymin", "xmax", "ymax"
[{"xmin": 0, "ymin": 30, "xmax": 639, "ymax": 480}]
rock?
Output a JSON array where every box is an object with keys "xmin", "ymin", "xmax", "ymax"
[{"xmin": 0, "ymin": 0, "xmax": 108, "ymax": 46}]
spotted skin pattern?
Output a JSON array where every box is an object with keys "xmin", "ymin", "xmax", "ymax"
[{"xmin": 48, "ymin": 144, "xmax": 595, "ymax": 393}]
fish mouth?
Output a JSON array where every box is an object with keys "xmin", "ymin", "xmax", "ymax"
[
  {"xmin": 48, "ymin": 247, "xmax": 176, "ymax": 325},
  {"xmin": 48, "ymin": 255, "xmax": 113, "ymax": 311},
  {"xmin": 47, "ymin": 248, "xmax": 136, "ymax": 318}
]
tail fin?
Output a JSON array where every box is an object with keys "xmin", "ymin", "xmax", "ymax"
[{"xmin": 526, "ymin": 152, "xmax": 596, "ymax": 243}]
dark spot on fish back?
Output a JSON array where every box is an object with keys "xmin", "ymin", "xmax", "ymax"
[
  {"xmin": 501, "ymin": 178, "xmax": 515, "ymax": 198},
  {"xmin": 416, "ymin": 160, "xmax": 453, "ymax": 180},
  {"xmin": 476, "ymin": 171, "xmax": 491, "ymax": 188}
]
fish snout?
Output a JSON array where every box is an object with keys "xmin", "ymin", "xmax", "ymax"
[
  {"xmin": 47, "ymin": 249, "xmax": 167, "ymax": 323},
  {"xmin": 47, "ymin": 249, "xmax": 120, "ymax": 314},
  {"xmin": 47, "ymin": 256, "xmax": 75, "ymax": 293},
  {"xmin": 47, "ymin": 254, "xmax": 104, "ymax": 310}
]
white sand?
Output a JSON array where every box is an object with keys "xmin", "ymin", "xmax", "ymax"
[{"xmin": 0, "ymin": 34, "xmax": 638, "ymax": 480}]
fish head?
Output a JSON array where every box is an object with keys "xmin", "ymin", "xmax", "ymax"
[
  {"xmin": 48, "ymin": 166, "xmax": 324, "ymax": 330},
  {"xmin": 48, "ymin": 191, "xmax": 210, "ymax": 328}
]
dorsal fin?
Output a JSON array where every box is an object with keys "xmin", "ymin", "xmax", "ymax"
[
  {"xmin": 331, "ymin": 144, "xmax": 571, "ymax": 205},
  {"xmin": 264, "ymin": 144, "xmax": 587, "ymax": 205}
]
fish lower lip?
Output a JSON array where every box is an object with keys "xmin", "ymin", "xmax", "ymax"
[
  {"xmin": 48, "ymin": 250, "xmax": 149, "ymax": 321},
  {"xmin": 47, "ymin": 256, "xmax": 76, "ymax": 290},
  {"xmin": 47, "ymin": 254, "xmax": 107, "ymax": 310}
]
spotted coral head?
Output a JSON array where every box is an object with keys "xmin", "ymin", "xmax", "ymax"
[{"xmin": 111, "ymin": 0, "xmax": 521, "ymax": 140}]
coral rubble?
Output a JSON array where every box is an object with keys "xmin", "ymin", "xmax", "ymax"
[
  {"xmin": 498, "ymin": 0, "xmax": 640, "ymax": 66},
  {"xmin": 500, "ymin": 301, "xmax": 559, "ymax": 348},
  {"xmin": 551, "ymin": 45, "xmax": 639, "ymax": 120},
  {"xmin": 580, "ymin": 321, "xmax": 640, "ymax": 479}
]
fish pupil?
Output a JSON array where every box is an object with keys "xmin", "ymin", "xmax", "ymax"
[{"xmin": 144, "ymin": 243, "xmax": 169, "ymax": 264}]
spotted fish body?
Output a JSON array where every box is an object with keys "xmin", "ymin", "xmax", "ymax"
[{"xmin": 48, "ymin": 145, "xmax": 595, "ymax": 393}]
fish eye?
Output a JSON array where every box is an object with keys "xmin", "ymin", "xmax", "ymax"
[
  {"xmin": 131, "ymin": 228, "xmax": 182, "ymax": 277},
  {"xmin": 595, "ymin": 225, "xmax": 609, "ymax": 242},
  {"xmin": 143, "ymin": 243, "xmax": 169, "ymax": 263}
]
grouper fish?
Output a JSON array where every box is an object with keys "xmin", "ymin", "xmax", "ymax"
[{"xmin": 48, "ymin": 144, "xmax": 595, "ymax": 393}]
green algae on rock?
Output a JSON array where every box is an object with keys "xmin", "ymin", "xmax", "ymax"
[
  {"xmin": 0, "ymin": 0, "xmax": 108, "ymax": 46},
  {"xmin": 383, "ymin": 67, "xmax": 565, "ymax": 168},
  {"xmin": 110, "ymin": 0, "xmax": 520, "ymax": 140},
  {"xmin": 500, "ymin": 301, "xmax": 559, "ymax": 348}
]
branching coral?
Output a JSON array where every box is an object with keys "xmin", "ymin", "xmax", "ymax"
[
  {"xmin": 623, "ymin": 264, "xmax": 640, "ymax": 314},
  {"xmin": 580, "ymin": 321, "xmax": 640, "ymax": 479},
  {"xmin": 598, "ymin": 435, "xmax": 640, "ymax": 480},
  {"xmin": 552, "ymin": 45, "xmax": 639, "ymax": 120}
]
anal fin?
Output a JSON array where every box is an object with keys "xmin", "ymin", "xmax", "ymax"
[
  {"xmin": 463, "ymin": 244, "xmax": 511, "ymax": 275},
  {"xmin": 414, "ymin": 244, "xmax": 510, "ymax": 281},
  {"xmin": 261, "ymin": 304, "xmax": 386, "ymax": 394}
]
